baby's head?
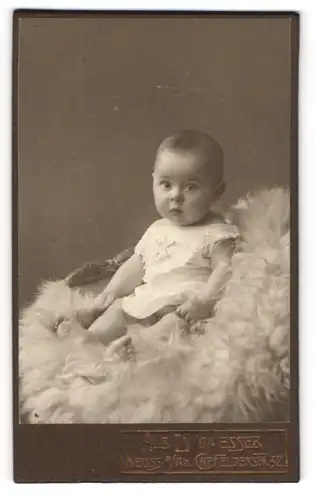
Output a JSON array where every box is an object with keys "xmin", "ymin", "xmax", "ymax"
[{"xmin": 153, "ymin": 130, "xmax": 225, "ymax": 225}]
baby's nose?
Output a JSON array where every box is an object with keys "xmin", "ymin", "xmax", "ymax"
[{"xmin": 170, "ymin": 187, "xmax": 183, "ymax": 201}]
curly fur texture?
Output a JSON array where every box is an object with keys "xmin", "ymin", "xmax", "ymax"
[{"xmin": 19, "ymin": 188, "xmax": 290, "ymax": 423}]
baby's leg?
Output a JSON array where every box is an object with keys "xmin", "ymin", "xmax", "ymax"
[
  {"xmin": 145, "ymin": 310, "xmax": 188, "ymax": 340},
  {"xmin": 87, "ymin": 298, "xmax": 128, "ymax": 344},
  {"xmin": 88, "ymin": 299, "xmax": 134, "ymax": 357},
  {"xmin": 56, "ymin": 299, "xmax": 128, "ymax": 346}
]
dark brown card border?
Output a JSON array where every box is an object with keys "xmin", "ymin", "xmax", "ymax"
[{"xmin": 12, "ymin": 10, "xmax": 299, "ymax": 483}]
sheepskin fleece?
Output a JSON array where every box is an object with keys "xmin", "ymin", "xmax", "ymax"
[{"xmin": 19, "ymin": 188, "xmax": 290, "ymax": 423}]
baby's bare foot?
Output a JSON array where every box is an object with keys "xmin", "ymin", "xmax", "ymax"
[
  {"xmin": 56, "ymin": 317, "xmax": 87, "ymax": 340},
  {"xmin": 106, "ymin": 335, "xmax": 134, "ymax": 360},
  {"xmin": 56, "ymin": 318, "xmax": 72, "ymax": 338}
]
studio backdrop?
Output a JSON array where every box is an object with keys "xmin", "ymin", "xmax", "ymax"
[{"xmin": 18, "ymin": 16, "xmax": 291, "ymax": 308}]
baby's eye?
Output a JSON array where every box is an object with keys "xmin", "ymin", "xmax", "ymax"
[
  {"xmin": 160, "ymin": 180, "xmax": 172, "ymax": 190},
  {"xmin": 185, "ymin": 183, "xmax": 199, "ymax": 192}
]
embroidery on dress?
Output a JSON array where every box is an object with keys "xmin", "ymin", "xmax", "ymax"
[{"xmin": 153, "ymin": 237, "xmax": 177, "ymax": 261}]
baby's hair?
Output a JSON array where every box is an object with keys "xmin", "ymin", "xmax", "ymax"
[{"xmin": 156, "ymin": 129, "xmax": 224, "ymax": 189}]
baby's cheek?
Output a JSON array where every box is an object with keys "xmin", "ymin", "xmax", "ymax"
[
  {"xmin": 186, "ymin": 195, "xmax": 205, "ymax": 210},
  {"xmin": 160, "ymin": 196, "xmax": 170, "ymax": 207}
]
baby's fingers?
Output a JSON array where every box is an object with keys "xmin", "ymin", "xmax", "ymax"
[
  {"xmin": 184, "ymin": 312, "xmax": 194, "ymax": 323},
  {"xmin": 176, "ymin": 305, "xmax": 186, "ymax": 318},
  {"xmin": 176, "ymin": 308, "xmax": 190, "ymax": 324}
]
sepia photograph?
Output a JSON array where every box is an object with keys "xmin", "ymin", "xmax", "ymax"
[{"xmin": 14, "ymin": 10, "xmax": 298, "ymax": 482}]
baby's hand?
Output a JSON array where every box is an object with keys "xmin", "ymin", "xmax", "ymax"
[{"xmin": 176, "ymin": 297, "xmax": 213, "ymax": 323}]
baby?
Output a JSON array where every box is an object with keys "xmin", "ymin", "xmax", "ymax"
[{"xmin": 57, "ymin": 130, "xmax": 239, "ymax": 354}]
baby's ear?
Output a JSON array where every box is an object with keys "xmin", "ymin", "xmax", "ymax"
[{"xmin": 215, "ymin": 181, "xmax": 226, "ymax": 198}]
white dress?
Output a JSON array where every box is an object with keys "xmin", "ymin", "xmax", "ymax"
[{"xmin": 122, "ymin": 217, "xmax": 239, "ymax": 319}]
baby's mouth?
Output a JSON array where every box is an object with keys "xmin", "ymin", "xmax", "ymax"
[{"xmin": 170, "ymin": 207, "xmax": 183, "ymax": 215}]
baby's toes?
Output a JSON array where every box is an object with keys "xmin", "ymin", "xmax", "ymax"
[
  {"xmin": 125, "ymin": 338, "xmax": 135, "ymax": 359},
  {"xmin": 106, "ymin": 335, "xmax": 133, "ymax": 360},
  {"xmin": 56, "ymin": 319, "xmax": 72, "ymax": 338},
  {"xmin": 120, "ymin": 335, "xmax": 133, "ymax": 351},
  {"xmin": 52, "ymin": 317, "xmax": 64, "ymax": 333}
]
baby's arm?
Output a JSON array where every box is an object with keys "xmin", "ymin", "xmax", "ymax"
[
  {"xmin": 176, "ymin": 238, "xmax": 236, "ymax": 322},
  {"xmin": 94, "ymin": 253, "xmax": 144, "ymax": 309}
]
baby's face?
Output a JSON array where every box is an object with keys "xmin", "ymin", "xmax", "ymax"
[{"xmin": 153, "ymin": 150, "xmax": 218, "ymax": 226}]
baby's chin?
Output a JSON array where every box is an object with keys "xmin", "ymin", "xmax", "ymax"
[{"xmin": 161, "ymin": 210, "xmax": 208, "ymax": 226}]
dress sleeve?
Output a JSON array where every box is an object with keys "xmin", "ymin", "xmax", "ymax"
[{"xmin": 202, "ymin": 224, "xmax": 240, "ymax": 260}]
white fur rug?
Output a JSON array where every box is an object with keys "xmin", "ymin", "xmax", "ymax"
[{"xmin": 19, "ymin": 188, "xmax": 290, "ymax": 423}]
